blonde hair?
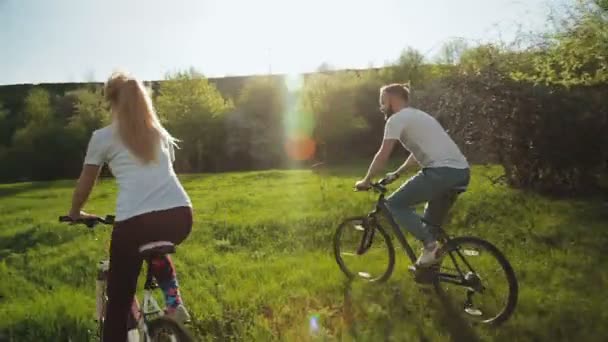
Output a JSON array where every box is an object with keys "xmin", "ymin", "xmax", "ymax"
[{"xmin": 104, "ymin": 71, "xmax": 176, "ymax": 164}]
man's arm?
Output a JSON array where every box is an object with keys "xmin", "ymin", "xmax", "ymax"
[
  {"xmin": 68, "ymin": 165, "xmax": 101, "ymax": 218},
  {"xmin": 362, "ymin": 139, "xmax": 397, "ymax": 182},
  {"xmin": 393, "ymin": 153, "xmax": 418, "ymax": 175}
]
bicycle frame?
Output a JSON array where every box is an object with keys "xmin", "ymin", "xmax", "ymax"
[
  {"xmin": 368, "ymin": 190, "xmax": 473, "ymax": 288},
  {"xmin": 96, "ymin": 258, "xmax": 167, "ymax": 341}
]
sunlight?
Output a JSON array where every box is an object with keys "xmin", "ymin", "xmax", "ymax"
[{"xmin": 283, "ymin": 73, "xmax": 317, "ymax": 162}]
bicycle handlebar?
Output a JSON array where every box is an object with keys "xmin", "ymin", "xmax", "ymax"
[
  {"xmin": 58, "ymin": 215, "xmax": 115, "ymax": 228},
  {"xmin": 355, "ymin": 174, "xmax": 399, "ymax": 193}
]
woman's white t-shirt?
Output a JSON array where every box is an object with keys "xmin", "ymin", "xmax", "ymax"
[{"xmin": 84, "ymin": 125, "xmax": 192, "ymax": 222}]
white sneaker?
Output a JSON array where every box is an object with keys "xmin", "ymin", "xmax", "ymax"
[
  {"xmin": 415, "ymin": 242, "xmax": 442, "ymax": 268},
  {"xmin": 166, "ymin": 304, "xmax": 191, "ymax": 324}
]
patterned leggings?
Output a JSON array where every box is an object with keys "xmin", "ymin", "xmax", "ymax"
[
  {"xmin": 150, "ymin": 255, "xmax": 182, "ymax": 311},
  {"xmin": 103, "ymin": 206, "xmax": 192, "ymax": 342}
]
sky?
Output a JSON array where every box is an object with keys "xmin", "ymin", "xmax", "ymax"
[{"xmin": 0, "ymin": 0, "xmax": 559, "ymax": 85}]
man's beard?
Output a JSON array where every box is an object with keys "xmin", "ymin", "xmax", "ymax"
[{"xmin": 382, "ymin": 104, "xmax": 396, "ymax": 121}]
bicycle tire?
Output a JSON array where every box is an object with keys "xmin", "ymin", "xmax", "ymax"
[
  {"xmin": 333, "ymin": 216, "xmax": 395, "ymax": 283},
  {"xmin": 147, "ymin": 316, "xmax": 195, "ymax": 342},
  {"xmin": 437, "ymin": 236, "xmax": 518, "ymax": 326}
]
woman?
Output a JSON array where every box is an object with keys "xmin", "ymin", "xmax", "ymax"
[{"xmin": 66, "ymin": 71, "xmax": 192, "ymax": 341}]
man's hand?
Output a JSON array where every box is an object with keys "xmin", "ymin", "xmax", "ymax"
[
  {"xmin": 355, "ymin": 179, "xmax": 372, "ymax": 191},
  {"xmin": 385, "ymin": 171, "xmax": 400, "ymax": 184}
]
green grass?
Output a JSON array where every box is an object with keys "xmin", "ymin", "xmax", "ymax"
[{"xmin": 0, "ymin": 165, "xmax": 607, "ymax": 341}]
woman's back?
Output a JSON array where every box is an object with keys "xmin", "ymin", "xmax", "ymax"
[{"xmin": 85, "ymin": 124, "xmax": 191, "ymax": 221}]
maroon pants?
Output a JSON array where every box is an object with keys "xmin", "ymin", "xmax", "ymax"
[{"xmin": 103, "ymin": 206, "xmax": 192, "ymax": 342}]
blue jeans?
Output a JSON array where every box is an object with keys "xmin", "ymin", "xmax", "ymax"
[{"xmin": 386, "ymin": 167, "xmax": 470, "ymax": 245}]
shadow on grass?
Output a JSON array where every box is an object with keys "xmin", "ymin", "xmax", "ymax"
[
  {"xmin": 0, "ymin": 226, "xmax": 81, "ymax": 259},
  {"xmin": 341, "ymin": 280, "xmax": 480, "ymax": 342},
  {"xmin": 0, "ymin": 180, "xmax": 72, "ymax": 198},
  {"xmin": 430, "ymin": 284, "xmax": 481, "ymax": 342}
]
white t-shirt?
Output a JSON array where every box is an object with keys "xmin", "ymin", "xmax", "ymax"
[
  {"xmin": 84, "ymin": 125, "xmax": 192, "ymax": 221},
  {"xmin": 384, "ymin": 107, "xmax": 469, "ymax": 169}
]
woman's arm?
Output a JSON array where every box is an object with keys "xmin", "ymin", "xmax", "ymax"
[{"xmin": 68, "ymin": 164, "xmax": 102, "ymax": 219}]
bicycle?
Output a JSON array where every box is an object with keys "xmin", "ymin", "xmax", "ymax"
[
  {"xmin": 59, "ymin": 215, "xmax": 194, "ymax": 342},
  {"xmin": 333, "ymin": 177, "xmax": 518, "ymax": 326}
]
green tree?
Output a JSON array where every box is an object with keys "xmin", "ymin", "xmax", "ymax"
[
  {"xmin": 514, "ymin": 0, "xmax": 608, "ymax": 86},
  {"xmin": 299, "ymin": 71, "xmax": 372, "ymax": 161},
  {"xmin": 67, "ymin": 88, "xmax": 110, "ymax": 137},
  {"xmin": 384, "ymin": 47, "xmax": 427, "ymax": 87},
  {"xmin": 0, "ymin": 102, "xmax": 9, "ymax": 146},
  {"xmin": 22, "ymin": 87, "xmax": 53, "ymax": 124},
  {"xmin": 9, "ymin": 88, "xmax": 83, "ymax": 180},
  {"xmin": 227, "ymin": 76, "xmax": 286, "ymax": 169},
  {"xmin": 155, "ymin": 69, "xmax": 233, "ymax": 172},
  {"xmin": 435, "ymin": 38, "xmax": 469, "ymax": 65}
]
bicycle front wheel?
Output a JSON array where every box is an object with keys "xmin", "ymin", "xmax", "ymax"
[
  {"xmin": 436, "ymin": 236, "xmax": 518, "ymax": 326},
  {"xmin": 147, "ymin": 316, "xmax": 194, "ymax": 342},
  {"xmin": 333, "ymin": 217, "xmax": 395, "ymax": 283}
]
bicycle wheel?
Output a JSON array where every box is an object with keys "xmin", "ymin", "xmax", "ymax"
[
  {"xmin": 436, "ymin": 236, "xmax": 518, "ymax": 326},
  {"xmin": 95, "ymin": 289, "xmax": 107, "ymax": 340},
  {"xmin": 147, "ymin": 316, "xmax": 194, "ymax": 342},
  {"xmin": 334, "ymin": 216, "xmax": 395, "ymax": 282}
]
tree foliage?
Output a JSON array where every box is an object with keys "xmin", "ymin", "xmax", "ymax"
[
  {"xmin": 226, "ymin": 76, "xmax": 286, "ymax": 169},
  {"xmin": 514, "ymin": 0, "xmax": 608, "ymax": 86},
  {"xmin": 0, "ymin": 0, "xmax": 606, "ymax": 195},
  {"xmin": 155, "ymin": 69, "xmax": 233, "ymax": 172}
]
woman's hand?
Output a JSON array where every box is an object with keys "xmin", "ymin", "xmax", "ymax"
[{"xmin": 67, "ymin": 210, "xmax": 98, "ymax": 222}]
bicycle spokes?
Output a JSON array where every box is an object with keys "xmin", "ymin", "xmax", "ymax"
[
  {"xmin": 436, "ymin": 237, "xmax": 518, "ymax": 325},
  {"xmin": 335, "ymin": 217, "xmax": 395, "ymax": 282}
]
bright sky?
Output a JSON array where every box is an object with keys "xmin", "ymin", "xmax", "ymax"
[{"xmin": 0, "ymin": 0, "xmax": 557, "ymax": 85}]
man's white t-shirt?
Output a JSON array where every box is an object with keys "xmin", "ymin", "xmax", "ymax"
[
  {"xmin": 84, "ymin": 125, "xmax": 192, "ymax": 222},
  {"xmin": 384, "ymin": 107, "xmax": 469, "ymax": 169}
]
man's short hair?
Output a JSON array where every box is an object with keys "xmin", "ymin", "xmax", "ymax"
[{"xmin": 380, "ymin": 83, "xmax": 410, "ymax": 102}]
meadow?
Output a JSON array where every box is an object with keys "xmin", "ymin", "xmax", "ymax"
[{"xmin": 0, "ymin": 165, "xmax": 607, "ymax": 341}]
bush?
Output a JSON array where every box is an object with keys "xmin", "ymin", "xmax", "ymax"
[{"xmin": 437, "ymin": 51, "xmax": 608, "ymax": 195}]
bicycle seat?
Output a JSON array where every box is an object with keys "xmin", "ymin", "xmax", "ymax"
[{"xmin": 139, "ymin": 241, "xmax": 175, "ymax": 258}]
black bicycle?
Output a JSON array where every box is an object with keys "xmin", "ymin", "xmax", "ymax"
[
  {"xmin": 59, "ymin": 215, "xmax": 195, "ymax": 342},
  {"xmin": 333, "ymin": 177, "xmax": 518, "ymax": 326}
]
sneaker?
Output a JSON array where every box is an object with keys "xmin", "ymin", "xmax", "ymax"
[
  {"xmin": 415, "ymin": 242, "xmax": 442, "ymax": 268},
  {"xmin": 165, "ymin": 304, "xmax": 191, "ymax": 324}
]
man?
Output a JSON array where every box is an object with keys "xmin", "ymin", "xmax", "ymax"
[{"xmin": 355, "ymin": 83, "xmax": 470, "ymax": 267}]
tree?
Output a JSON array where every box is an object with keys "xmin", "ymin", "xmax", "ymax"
[
  {"xmin": 435, "ymin": 38, "xmax": 469, "ymax": 65},
  {"xmin": 227, "ymin": 76, "xmax": 286, "ymax": 169},
  {"xmin": 155, "ymin": 69, "xmax": 233, "ymax": 172},
  {"xmin": 299, "ymin": 71, "xmax": 373, "ymax": 161},
  {"xmin": 67, "ymin": 88, "xmax": 110, "ymax": 137},
  {"xmin": 388, "ymin": 47, "xmax": 427, "ymax": 87},
  {"xmin": 513, "ymin": 0, "xmax": 608, "ymax": 86},
  {"xmin": 8, "ymin": 87, "xmax": 84, "ymax": 181},
  {"xmin": 0, "ymin": 102, "xmax": 9, "ymax": 146},
  {"xmin": 23, "ymin": 87, "xmax": 53, "ymax": 124}
]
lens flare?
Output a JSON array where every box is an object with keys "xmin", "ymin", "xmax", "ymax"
[
  {"xmin": 282, "ymin": 73, "xmax": 318, "ymax": 164},
  {"xmin": 285, "ymin": 134, "xmax": 316, "ymax": 161},
  {"xmin": 309, "ymin": 313, "xmax": 320, "ymax": 334}
]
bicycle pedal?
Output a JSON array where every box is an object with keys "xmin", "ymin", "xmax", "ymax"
[{"xmin": 409, "ymin": 265, "xmax": 438, "ymax": 284}]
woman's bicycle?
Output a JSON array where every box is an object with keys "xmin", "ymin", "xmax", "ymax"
[
  {"xmin": 333, "ymin": 177, "xmax": 518, "ymax": 326},
  {"xmin": 59, "ymin": 215, "xmax": 194, "ymax": 342}
]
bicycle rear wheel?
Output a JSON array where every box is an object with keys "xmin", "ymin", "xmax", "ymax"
[
  {"xmin": 436, "ymin": 236, "xmax": 518, "ymax": 325},
  {"xmin": 334, "ymin": 217, "xmax": 395, "ymax": 282}
]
